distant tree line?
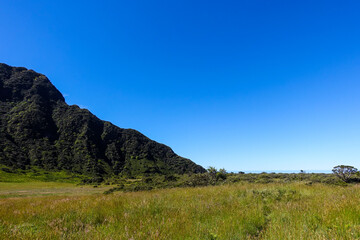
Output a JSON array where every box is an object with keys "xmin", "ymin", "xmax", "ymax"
[{"xmin": 102, "ymin": 165, "xmax": 360, "ymax": 194}]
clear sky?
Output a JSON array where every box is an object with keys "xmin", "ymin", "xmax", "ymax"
[{"xmin": 1, "ymin": 0, "xmax": 360, "ymax": 171}]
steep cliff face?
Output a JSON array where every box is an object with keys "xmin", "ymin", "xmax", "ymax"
[{"xmin": 0, "ymin": 63, "xmax": 205, "ymax": 178}]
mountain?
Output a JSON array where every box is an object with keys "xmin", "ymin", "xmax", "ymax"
[{"xmin": 0, "ymin": 63, "xmax": 205, "ymax": 180}]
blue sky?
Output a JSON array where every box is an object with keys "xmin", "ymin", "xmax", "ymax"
[{"xmin": 1, "ymin": 0, "xmax": 360, "ymax": 171}]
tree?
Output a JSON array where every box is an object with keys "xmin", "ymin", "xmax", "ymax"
[
  {"xmin": 332, "ymin": 165, "xmax": 358, "ymax": 183},
  {"xmin": 217, "ymin": 168, "xmax": 227, "ymax": 180},
  {"xmin": 207, "ymin": 166, "xmax": 218, "ymax": 185}
]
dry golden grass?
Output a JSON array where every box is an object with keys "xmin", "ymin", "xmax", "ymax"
[{"xmin": 0, "ymin": 182, "xmax": 359, "ymax": 239}]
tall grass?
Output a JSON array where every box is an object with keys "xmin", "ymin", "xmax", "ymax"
[{"xmin": 1, "ymin": 182, "xmax": 360, "ymax": 239}]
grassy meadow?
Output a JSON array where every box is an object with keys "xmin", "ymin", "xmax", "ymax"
[{"xmin": 1, "ymin": 179, "xmax": 360, "ymax": 239}]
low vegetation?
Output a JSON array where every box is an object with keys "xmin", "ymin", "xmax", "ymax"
[
  {"xmin": 102, "ymin": 166, "xmax": 358, "ymax": 194},
  {"xmin": 1, "ymin": 165, "xmax": 360, "ymax": 239},
  {"xmin": 0, "ymin": 164, "xmax": 87, "ymax": 183},
  {"xmin": 1, "ymin": 181, "xmax": 360, "ymax": 239}
]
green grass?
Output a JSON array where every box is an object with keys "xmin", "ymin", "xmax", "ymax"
[
  {"xmin": 1, "ymin": 181, "xmax": 360, "ymax": 239},
  {"xmin": 0, "ymin": 182, "xmax": 112, "ymax": 199},
  {"xmin": 0, "ymin": 165, "xmax": 86, "ymax": 183}
]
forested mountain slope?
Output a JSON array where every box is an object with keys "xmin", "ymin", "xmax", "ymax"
[{"xmin": 0, "ymin": 63, "xmax": 205, "ymax": 179}]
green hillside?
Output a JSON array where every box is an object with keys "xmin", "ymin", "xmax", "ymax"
[{"xmin": 0, "ymin": 63, "xmax": 205, "ymax": 181}]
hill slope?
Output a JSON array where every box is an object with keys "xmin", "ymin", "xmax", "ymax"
[{"xmin": 0, "ymin": 63, "xmax": 205, "ymax": 179}]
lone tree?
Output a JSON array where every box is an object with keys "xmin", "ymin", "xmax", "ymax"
[{"xmin": 332, "ymin": 165, "xmax": 358, "ymax": 183}]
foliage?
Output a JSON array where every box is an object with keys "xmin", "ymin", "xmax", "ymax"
[
  {"xmin": 101, "ymin": 169, "xmax": 357, "ymax": 194},
  {"xmin": 332, "ymin": 165, "xmax": 358, "ymax": 183}
]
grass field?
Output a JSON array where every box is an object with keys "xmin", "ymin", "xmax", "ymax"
[
  {"xmin": 1, "ymin": 181, "xmax": 360, "ymax": 239},
  {"xmin": 0, "ymin": 182, "xmax": 112, "ymax": 199}
]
